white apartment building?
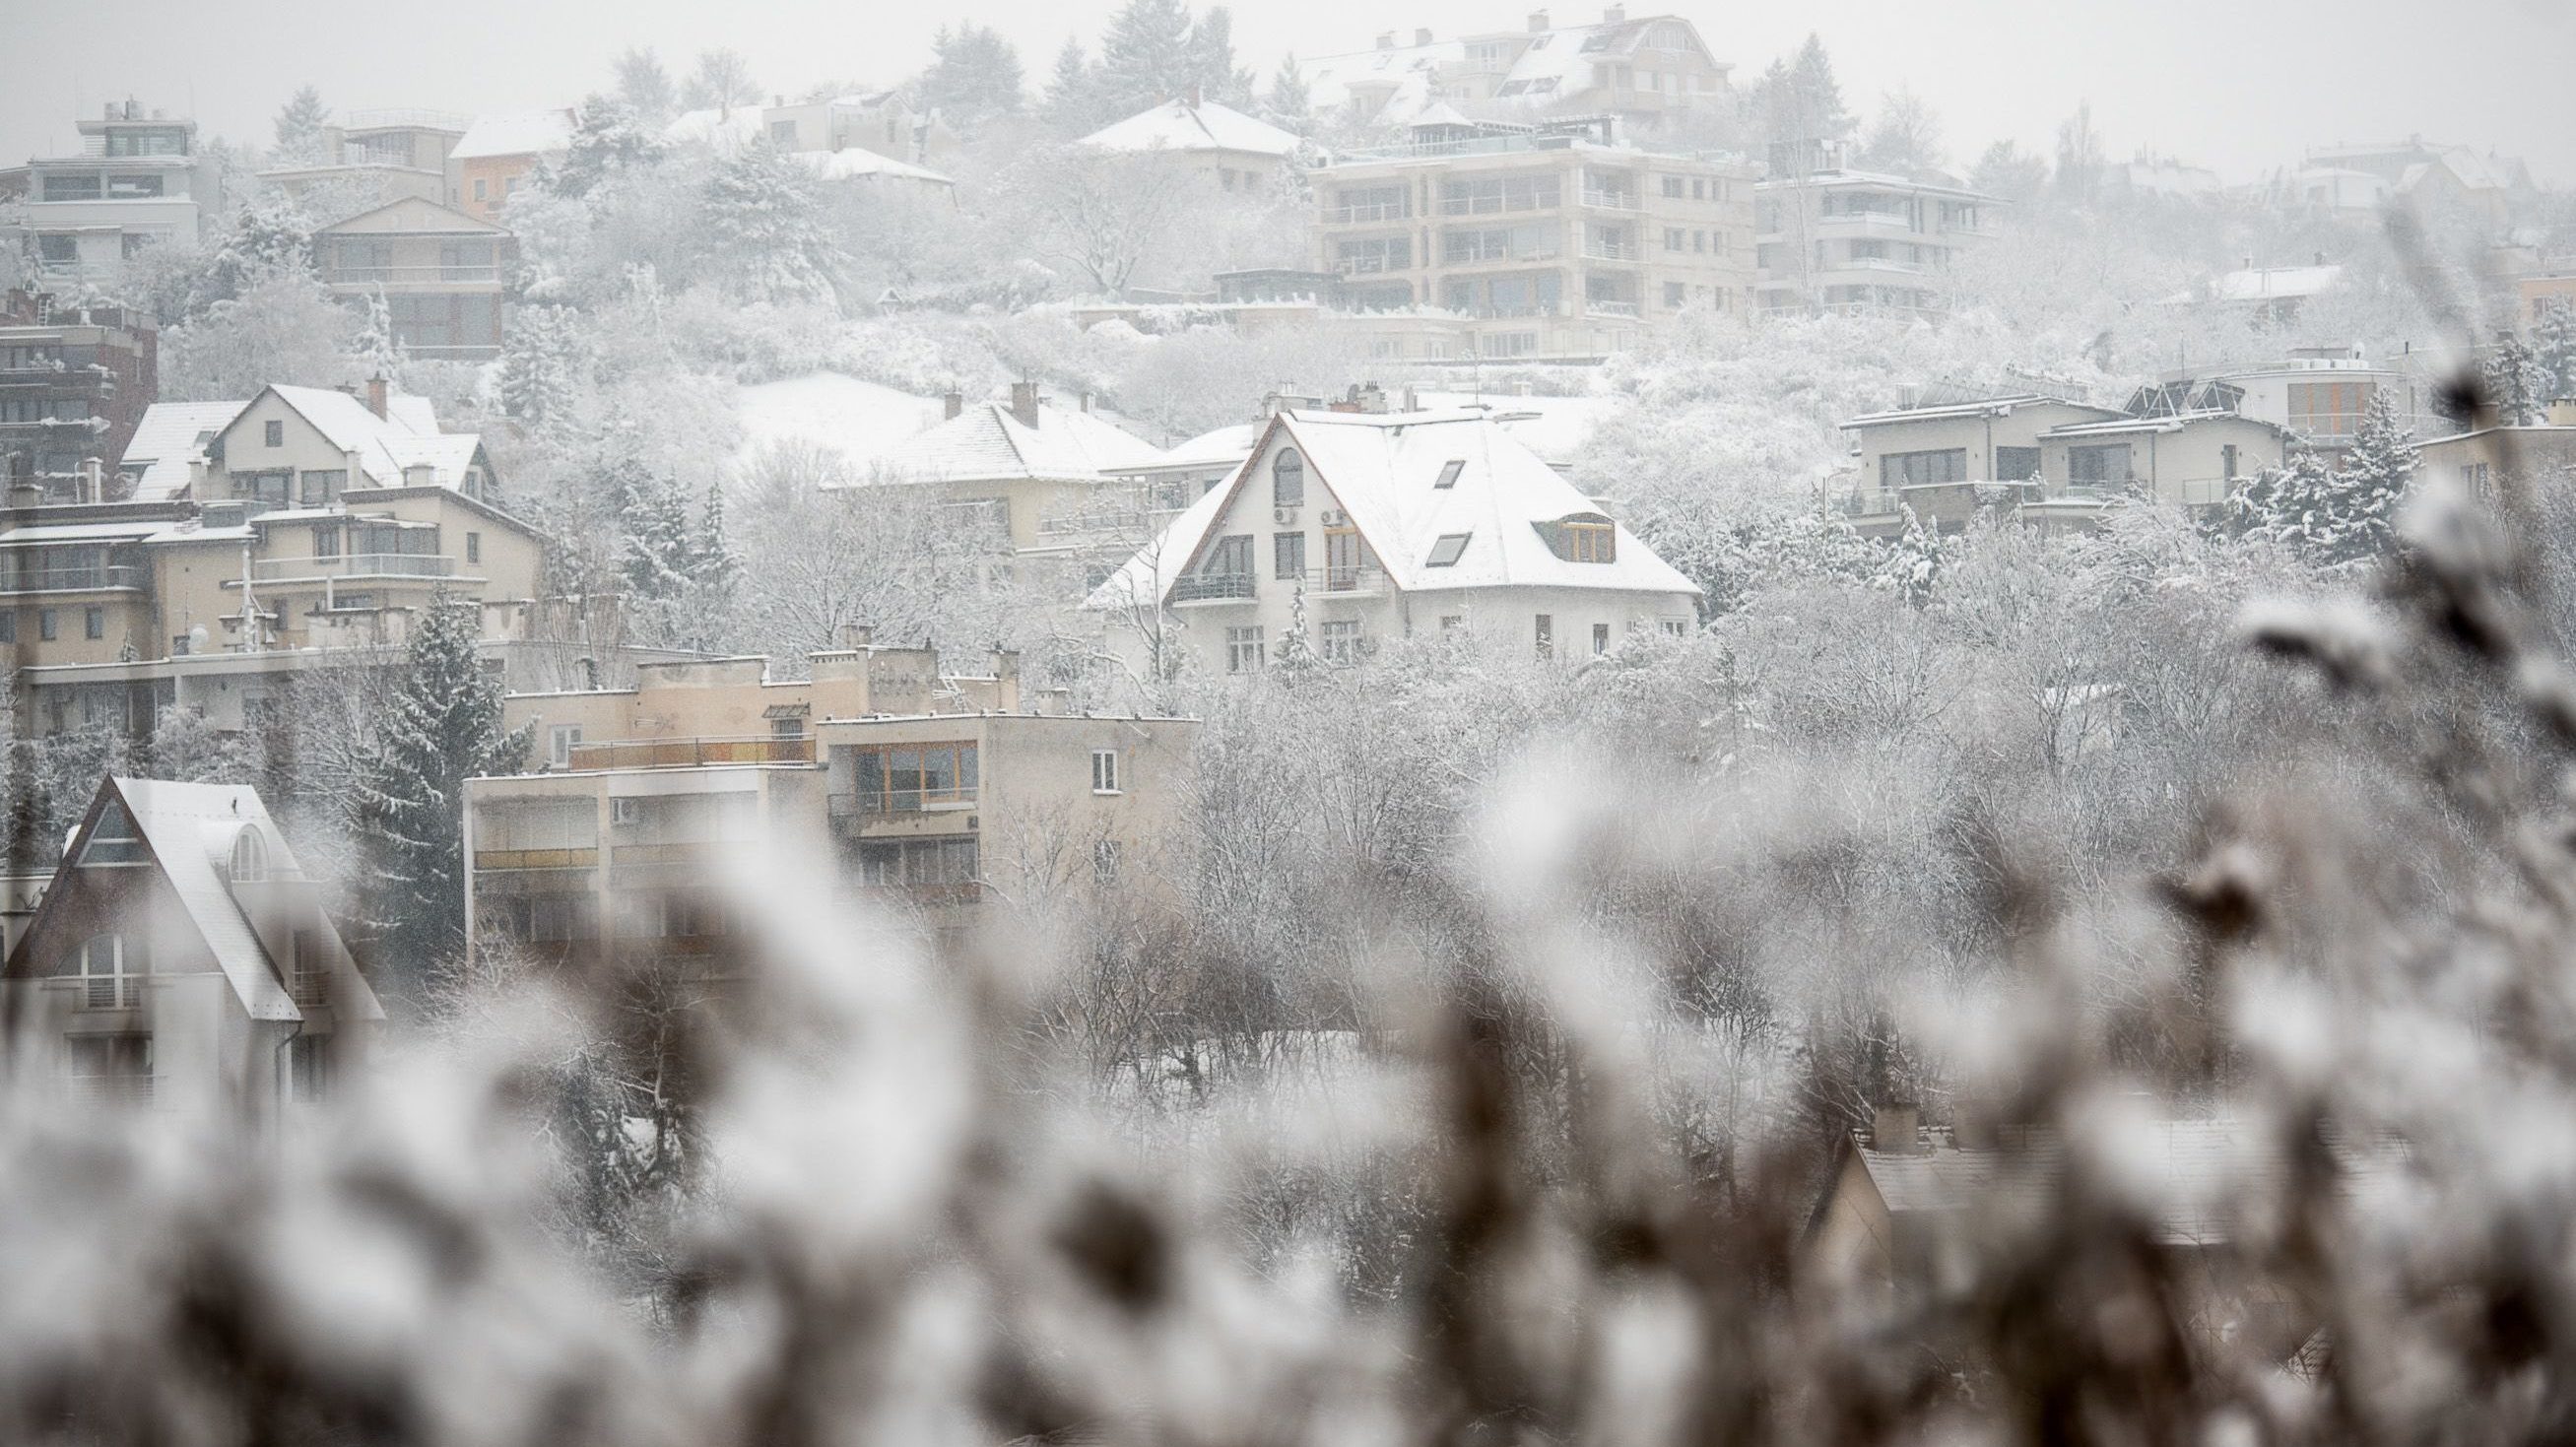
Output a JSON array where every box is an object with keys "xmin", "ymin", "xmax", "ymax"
[
  {"xmin": 1755, "ymin": 167, "xmax": 1998, "ymax": 315},
  {"xmin": 1314, "ymin": 114, "xmax": 1757, "ymax": 360},
  {"xmin": 1090, "ymin": 404, "xmax": 1698, "ymax": 679},
  {"xmin": 1305, "ymin": 9, "xmax": 1732, "ymax": 135},
  {"xmin": 9, "ymin": 101, "xmax": 224, "ymax": 283}
]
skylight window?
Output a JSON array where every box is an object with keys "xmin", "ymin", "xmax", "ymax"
[
  {"xmin": 1434, "ymin": 460, "xmax": 1465, "ymax": 489},
  {"xmin": 1426, "ymin": 533, "xmax": 1472, "ymax": 566}
]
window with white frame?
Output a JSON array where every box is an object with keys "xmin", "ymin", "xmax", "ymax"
[
  {"xmin": 1091, "ymin": 749, "xmax": 1121, "ymax": 794},
  {"xmin": 1273, "ymin": 448, "xmax": 1305, "ymax": 507},
  {"xmin": 1225, "ymin": 625, "xmax": 1266, "ymax": 674},
  {"xmin": 1320, "ymin": 620, "xmax": 1363, "ymax": 664},
  {"xmin": 59, "ymin": 933, "xmax": 147, "ymax": 1010},
  {"xmin": 549, "ymin": 725, "xmax": 582, "ymax": 767},
  {"xmin": 1091, "ymin": 837, "xmax": 1122, "ymax": 884}
]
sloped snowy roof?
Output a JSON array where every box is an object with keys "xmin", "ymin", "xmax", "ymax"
[
  {"xmin": 1081, "ymin": 99, "xmax": 1302, "ymax": 159},
  {"xmin": 2042, "ymin": 409, "xmax": 2279, "ymax": 439},
  {"xmin": 664, "ymin": 106, "xmax": 768, "ymax": 152},
  {"xmin": 866, "ymin": 400, "xmax": 1164, "ymax": 488},
  {"xmin": 122, "ymin": 388, "xmax": 480, "ymax": 498},
  {"xmin": 734, "ymin": 372, "xmax": 945, "ymax": 471},
  {"xmin": 664, "ymin": 108, "xmax": 954, "ymax": 183},
  {"xmin": 20, "ymin": 779, "xmax": 384, "ymax": 1023},
  {"xmin": 794, "ymin": 149, "xmax": 953, "ymax": 185},
  {"xmin": 1844, "ymin": 394, "xmax": 2120, "ymax": 429},
  {"xmin": 1305, "ymin": 15, "xmax": 1721, "ymax": 124},
  {"xmin": 450, "ymin": 108, "xmax": 575, "ymax": 161},
  {"xmin": 2209, "ymin": 265, "xmax": 2344, "ymax": 302},
  {"xmin": 120, "ymin": 400, "xmax": 248, "ymax": 500},
  {"xmin": 1090, "ymin": 409, "xmax": 1696, "ymax": 612}
]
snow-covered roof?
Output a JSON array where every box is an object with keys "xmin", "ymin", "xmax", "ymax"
[
  {"xmin": 1080, "ymin": 99, "xmax": 1301, "ymax": 159},
  {"xmin": 1090, "ymin": 408, "xmax": 1696, "ymax": 612},
  {"xmin": 314, "ymin": 195, "xmax": 504, "ymax": 236},
  {"xmin": 22, "ymin": 779, "xmax": 383, "ymax": 1023},
  {"xmin": 2208, "ymin": 264, "xmax": 2344, "ymax": 302},
  {"xmin": 1843, "ymin": 394, "xmax": 2116, "ymax": 429},
  {"xmin": 450, "ymin": 108, "xmax": 574, "ymax": 161},
  {"xmin": 734, "ymin": 372, "xmax": 946, "ymax": 472},
  {"xmin": 120, "ymin": 400, "xmax": 245, "ymax": 500},
  {"xmin": 121, "ymin": 387, "xmax": 482, "ymax": 498},
  {"xmin": 1148, "ymin": 421, "xmax": 1267, "ymax": 473},
  {"xmin": 2042, "ymin": 410, "xmax": 2285, "ymax": 439},
  {"xmin": 792, "ymin": 149, "xmax": 953, "ymax": 185},
  {"xmin": 866, "ymin": 400, "xmax": 1165, "ymax": 488},
  {"xmin": 0, "ymin": 519, "xmax": 172, "ymax": 545},
  {"xmin": 1305, "ymin": 15, "xmax": 1721, "ymax": 126},
  {"xmin": 664, "ymin": 108, "xmax": 954, "ymax": 183}
]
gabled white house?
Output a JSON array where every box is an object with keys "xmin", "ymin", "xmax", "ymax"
[
  {"xmin": 1079, "ymin": 97, "xmax": 1305, "ymax": 194},
  {"xmin": 1, "ymin": 777, "xmax": 381, "ymax": 1123},
  {"xmin": 1089, "ymin": 406, "xmax": 1698, "ymax": 678},
  {"xmin": 121, "ymin": 382, "xmax": 496, "ymax": 504}
]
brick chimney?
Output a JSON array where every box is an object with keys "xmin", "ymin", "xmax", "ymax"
[
  {"xmin": 1376, "ymin": 31, "xmax": 1396, "ymax": 49},
  {"xmin": 1415, "ymin": 28, "xmax": 1432, "ymax": 46},
  {"xmin": 943, "ymin": 389, "xmax": 964, "ymax": 421},
  {"xmin": 1870, "ymin": 1102, "xmax": 1921, "ymax": 1154},
  {"xmin": 1009, "ymin": 380, "xmax": 1041, "ymax": 429},
  {"xmin": 1529, "ymin": 8, "xmax": 1551, "ymax": 31},
  {"xmin": 2551, "ymin": 397, "xmax": 2576, "ymax": 427},
  {"xmin": 1186, "ymin": 83, "xmax": 1202, "ymax": 108},
  {"xmin": 365, "ymin": 373, "xmax": 388, "ymax": 420},
  {"xmin": 1602, "ymin": 4, "xmax": 1625, "ymax": 21}
]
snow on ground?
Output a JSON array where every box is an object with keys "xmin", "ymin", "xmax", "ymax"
[{"xmin": 734, "ymin": 371, "xmax": 946, "ymax": 472}]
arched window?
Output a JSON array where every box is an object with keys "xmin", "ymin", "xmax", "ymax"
[
  {"xmin": 1273, "ymin": 447, "xmax": 1305, "ymax": 508},
  {"xmin": 230, "ymin": 826, "xmax": 268, "ymax": 883},
  {"xmin": 57, "ymin": 934, "xmax": 147, "ymax": 1010}
]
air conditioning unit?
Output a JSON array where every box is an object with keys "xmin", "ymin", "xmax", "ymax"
[
  {"xmin": 1320, "ymin": 508, "xmax": 1351, "ymax": 528},
  {"xmin": 611, "ymin": 798, "xmax": 640, "ymax": 825},
  {"xmin": 1273, "ymin": 506, "xmax": 1299, "ymax": 524}
]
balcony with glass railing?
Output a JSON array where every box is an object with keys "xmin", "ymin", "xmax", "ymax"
[
  {"xmin": 320, "ymin": 264, "xmax": 503, "ymax": 287},
  {"xmin": 564, "ymin": 736, "xmax": 816, "ymax": 771},
  {"xmin": 0, "ymin": 563, "xmax": 148, "ymax": 594},
  {"xmin": 249, "ymin": 553, "xmax": 460, "ymax": 583},
  {"xmin": 1171, "ymin": 571, "xmax": 1258, "ymax": 602}
]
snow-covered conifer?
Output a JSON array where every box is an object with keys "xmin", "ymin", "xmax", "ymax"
[
  {"xmin": 271, "ymin": 85, "xmax": 331, "ymax": 164},
  {"xmin": 695, "ymin": 142, "xmax": 842, "ymax": 307}
]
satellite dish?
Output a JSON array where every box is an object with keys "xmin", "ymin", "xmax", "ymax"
[{"xmin": 187, "ymin": 625, "xmax": 210, "ymax": 655}]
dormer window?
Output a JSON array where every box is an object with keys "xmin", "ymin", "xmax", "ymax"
[
  {"xmin": 230, "ymin": 826, "xmax": 268, "ymax": 883},
  {"xmin": 1434, "ymin": 460, "xmax": 1465, "ymax": 489},
  {"xmin": 1537, "ymin": 515, "xmax": 1616, "ymax": 563},
  {"xmin": 1273, "ymin": 448, "xmax": 1305, "ymax": 508}
]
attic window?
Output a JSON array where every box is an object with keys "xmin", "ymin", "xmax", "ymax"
[
  {"xmin": 1580, "ymin": 33, "xmax": 1613, "ymax": 51},
  {"xmin": 1426, "ymin": 532, "xmax": 1472, "ymax": 567},
  {"xmin": 230, "ymin": 826, "xmax": 268, "ymax": 883},
  {"xmin": 79, "ymin": 800, "xmax": 149, "ymax": 866},
  {"xmin": 1537, "ymin": 516, "xmax": 1616, "ymax": 563},
  {"xmin": 1273, "ymin": 447, "xmax": 1306, "ymax": 508},
  {"xmin": 1434, "ymin": 459, "xmax": 1465, "ymax": 489}
]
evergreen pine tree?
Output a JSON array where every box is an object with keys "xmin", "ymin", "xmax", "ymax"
[
  {"xmin": 613, "ymin": 46, "xmax": 679, "ymax": 125},
  {"xmin": 550, "ymin": 96, "xmax": 669, "ymax": 200},
  {"xmin": 609, "ymin": 458, "xmax": 694, "ymax": 600},
  {"xmin": 497, "ymin": 304, "xmax": 589, "ymax": 427},
  {"xmin": 1880, "ymin": 505, "xmax": 1947, "ymax": 606},
  {"xmin": 694, "ymin": 482, "xmax": 740, "ymax": 610},
  {"xmin": 2236, "ymin": 448, "xmax": 2341, "ymax": 559},
  {"xmin": 1042, "ymin": 36, "xmax": 1102, "ymax": 134},
  {"xmin": 923, "ymin": 24, "xmax": 1026, "ymax": 127},
  {"xmin": 352, "ymin": 286, "xmax": 403, "ymax": 379},
  {"xmin": 354, "ymin": 594, "xmax": 531, "ymax": 1002},
  {"xmin": 1094, "ymin": 0, "xmax": 1198, "ymax": 117},
  {"xmin": 2328, "ymin": 388, "xmax": 2417, "ymax": 562},
  {"xmin": 1185, "ymin": 7, "xmax": 1257, "ymax": 107},
  {"xmin": 2534, "ymin": 301, "xmax": 2576, "ymax": 407},
  {"xmin": 2482, "ymin": 332, "xmax": 2548, "ymax": 428},
  {"xmin": 272, "ymin": 85, "xmax": 332, "ymax": 164},
  {"xmin": 1268, "ymin": 53, "xmax": 1313, "ymax": 130},
  {"xmin": 697, "ymin": 141, "xmax": 842, "ymax": 307}
]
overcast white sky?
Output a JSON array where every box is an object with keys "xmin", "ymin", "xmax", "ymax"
[{"xmin": 6, "ymin": 0, "xmax": 2571, "ymax": 184}]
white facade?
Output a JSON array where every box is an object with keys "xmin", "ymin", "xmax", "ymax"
[
  {"xmin": 13, "ymin": 102, "xmax": 221, "ymax": 283},
  {"xmin": 1091, "ymin": 407, "xmax": 1698, "ymax": 679}
]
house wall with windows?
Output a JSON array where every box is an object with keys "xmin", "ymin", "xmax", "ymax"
[
  {"xmin": 313, "ymin": 199, "xmax": 513, "ymax": 361},
  {"xmin": 1755, "ymin": 169, "xmax": 1999, "ymax": 315},
  {"xmin": 2416, "ymin": 425, "xmax": 2576, "ymax": 503},
  {"xmin": 0, "ymin": 293, "xmax": 159, "ymax": 496},
  {"xmin": 1312, "ymin": 125, "xmax": 1757, "ymax": 360},
  {"xmin": 10, "ymin": 103, "xmax": 221, "ymax": 284}
]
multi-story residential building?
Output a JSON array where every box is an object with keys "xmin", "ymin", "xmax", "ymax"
[
  {"xmin": 8, "ymin": 101, "xmax": 224, "ymax": 284},
  {"xmin": 1305, "ymin": 9, "xmax": 1732, "ymax": 135},
  {"xmin": 466, "ymin": 641, "xmax": 1197, "ymax": 960},
  {"xmin": 1837, "ymin": 391, "xmax": 2290, "ymax": 535},
  {"xmin": 1090, "ymin": 400, "xmax": 1699, "ymax": 679},
  {"xmin": 0, "ymin": 291, "xmax": 158, "ymax": 498},
  {"xmin": 2302, "ymin": 139, "xmax": 2529, "ymax": 228},
  {"xmin": 448, "ymin": 110, "xmax": 574, "ymax": 223},
  {"xmin": 2416, "ymin": 408, "xmax": 2576, "ymax": 505},
  {"xmin": 1079, "ymin": 95, "xmax": 1304, "ymax": 196},
  {"xmin": 256, "ymin": 108, "xmax": 470, "ymax": 211},
  {"xmin": 0, "ymin": 381, "xmax": 542, "ymax": 703},
  {"xmin": 865, "ymin": 382, "xmax": 1169, "ymax": 591},
  {"xmin": 0, "ymin": 777, "xmax": 380, "ymax": 1119},
  {"xmin": 312, "ymin": 199, "xmax": 513, "ymax": 361},
  {"xmin": 1313, "ymin": 113, "xmax": 1757, "ymax": 360},
  {"xmin": 1755, "ymin": 166, "xmax": 1998, "ymax": 315},
  {"xmin": 2123, "ymin": 348, "xmax": 2438, "ymax": 464}
]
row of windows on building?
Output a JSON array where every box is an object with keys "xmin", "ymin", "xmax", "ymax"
[
  {"xmin": 1224, "ymin": 613, "xmax": 1687, "ymax": 673},
  {"xmin": 0, "ymin": 604, "xmax": 111, "ymax": 643}
]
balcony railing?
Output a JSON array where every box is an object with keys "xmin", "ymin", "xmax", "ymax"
[
  {"xmin": 472, "ymin": 846, "xmax": 601, "ymax": 871},
  {"xmin": 0, "ymin": 414, "xmax": 98, "ymax": 428},
  {"xmin": 1580, "ymin": 189, "xmax": 1641, "ymax": 212},
  {"xmin": 857, "ymin": 881, "xmax": 986, "ymax": 905},
  {"xmin": 1585, "ymin": 298, "xmax": 1641, "ymax": 317},
  {"xmin": 1322, "ymin": 202, "xmax": 1410, "ymax": 224},
  {"xmin": 251, "ymin": 553, "xmax": 458, "ymax": 582},
  {"xmin": 564, "ymin": 736, "xmax": 815, "ymax": 771},
  {"xmin": 321, "ymin": 265, "xmax": 503, "ymax": 286},
  {"xmin": 67, "ymin": 1075, "xmax": 155, "ymax": 1107},
  {"xmin": 830, "ymin": 789, "xmax": 983, "ymax": 825},
  {"xmin": 1172, "ymin": 571, "xmax": 1258, "ymax": 602},
  {"xmin": 1581, "ymin": 240, "xmax": 1639, "ymax": 261},
  {"xmin": 0, "ymin": 564, "xmax": 147, "ymax": 593},
  {"xmin": 1294, "ymin": 565, "xmax": 1389, "ymax": 595}
]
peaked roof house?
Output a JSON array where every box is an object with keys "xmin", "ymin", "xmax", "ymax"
[
  {"xmin": 448, "ymin": 108, "xmax": 575, "ymax": 222},
  {"xmin": 312, "ymin": 197, "xmax": 514, "ymax": 360},
  {"xmin": 1306, "ymin": 11, "xmax": 1731, "ymax": 133},
  {"xmin": 2, "ymin": 777, "xmax": 381, "ymax": 1121},
  {"xmin": 665, "ymin": 102, "xmax": 958, "ymax": 188},
  {"xmin": 1089, "ymin": 402, "xmax": 1697, "ymax": 680},
  {"xmin": 121, "ymin": 381, "xmax": 495, "ymax": 503},
  {"xmin": 1080, "ymin": 97, "xmax": 1306, "ymax": 194}
]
